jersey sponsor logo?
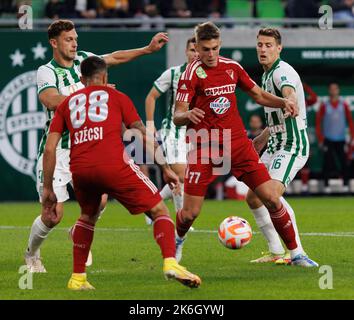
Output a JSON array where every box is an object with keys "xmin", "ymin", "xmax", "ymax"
[
  {"xmin": 209, "ymin": 97, "xmax": 231, "ymax": 115},
  {"xmin": 0, "ymin": 71, "xmax": 46, "ymax": 180},
  {"xmin": 196, "ymin": 66, "xmax": 207, "ymax": 79},
  {"xmin": 226, "ymin": 69, "xmax": 234, "ymax": 80},
  {"xmin": 205, "ymin": 84, "xmax": 236, "ymax": 96},
  {"xmin": 269, "ymin": 124, "xmax": 286, "ymax": 134}
]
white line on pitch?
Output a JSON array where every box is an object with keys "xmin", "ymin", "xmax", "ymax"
[{"xmin": 0, "ymin": 225, "xmax": 354, "ymax": 237}]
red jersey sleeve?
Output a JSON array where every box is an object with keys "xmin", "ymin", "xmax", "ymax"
[
  {"xmin": 117, "ymin": 92, "xmax": 141, "ymax": 127},
  {"xmin": 303, "ymin": 83, "xmax": 318, "ymax": 106},
  {"xmin": 176, "ymin": 63, "xmax": 198, "ymax": 104},
  {"xmin": 235, "ymin": 63, "xmax": 256, "ymax": 92},
  {"xmin": 49, "ymin": 100, "xmax": 67, "ymax": 134}
]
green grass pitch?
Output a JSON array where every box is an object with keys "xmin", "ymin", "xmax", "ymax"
[{"xmin": 0, "ymin": 197, "xmax": 353, "ymax": 300}]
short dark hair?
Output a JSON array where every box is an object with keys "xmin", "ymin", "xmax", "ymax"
[
  {"xmin": 257, "ymin": 28, "xmax": 282, "ymax": 45},
  {"xmin": 186, "ymin": 36, "xmax": 196, "ymax": 48},
  {"xmin": 194, "ymin": 22, "xmax": 220, "ymax": 42},
  {"xmin": 80, "ymin": 56, "xmax": 107, "ymax": 78},
  {"xmin": 48, "ymin": 19, "xmax": 75, "ymax": 39}
]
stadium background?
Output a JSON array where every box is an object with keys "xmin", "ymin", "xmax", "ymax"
[{"xmin": 0, "ymin": 0, "xmax": 353, "ymax": 200}]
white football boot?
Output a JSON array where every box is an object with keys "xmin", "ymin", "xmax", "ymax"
[
  {"xmin": 25, "ymin": 250, "xmax": 47, "ymax": 273},
  {"xmin": 291, "ymin": 254, "xmax": 319, "ymax": 267}
]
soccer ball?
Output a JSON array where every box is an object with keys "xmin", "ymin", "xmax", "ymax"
[{"xmin": 218, "ymin": 216, "xmax": 252, "ymax": 249}]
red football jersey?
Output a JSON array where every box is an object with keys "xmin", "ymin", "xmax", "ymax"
[
  {"xmin": 176, "ymin": 56, "xmax": 256, "ymax": 141},
  {"xmin": 50, "ymin": 85, "xmax": 141, "ymax": 172}
]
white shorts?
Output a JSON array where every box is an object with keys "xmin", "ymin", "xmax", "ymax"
[
  {"xmin": 36, "ymin": 148, "xmax": 72, "ymax": 203},
  {"xmin": 261, "ymin": 150, "xmax": 308, "ymax": 188},
  {"xmin": 160, "ymin": 129, "xmax": 187, "ymax": 164}
]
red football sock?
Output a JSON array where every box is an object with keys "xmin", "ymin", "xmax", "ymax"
[
  {"xmin": 153, "ymin": 215, "xmax": 175, "ymax": 259},
  {"xmin": 72, "ymin": 219, "xmax": 95, "ymax": 273},
  {"xmin": 176, "ymin": 209, "xmax": 193, "ymax": 238},
  {"xmin": 269, "ymin": 204, "xmax": 298, "ymax": 250}
]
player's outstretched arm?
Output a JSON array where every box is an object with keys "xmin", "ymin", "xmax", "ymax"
[
  {"xmin": 103, "ymin": 32, "xmax": 168, "ymax": 66},
  {"xmin": 145, "ymin": 86, "xmax": 161, "ymax": 132},
  {"xmin": 173, "ymin": 101, "xmax": 205, "ymax": 126},
  {"xmin": 128, "ymin": 120, "xmax": 180, "ymax": 194},
  {"xmin": 39, "ymin": 88, "xmax": 67, "ymax": 111},
  {"xmin": 246, "ymin": 84, "xmax": 298, "ymax": 117},
  {"xmin": 43, "ymin": 132, "xmax": 61, "ymax": 192},
  {"xmin": 128, "ymin": 120, "xmax": 166, "ymax": 167},
  {"xmin": 253, "ymin": 128, "xmax": 270, "ymax": 154},
  {"xmin": 42, "ymin": 132, "xmax": 61, "ymax": 222},
  {"xmin": 281, "ymin": 86, "xmax": 298, "ymax": 117}
]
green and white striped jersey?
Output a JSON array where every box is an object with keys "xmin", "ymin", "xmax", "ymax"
[
  {"xmin": 36, "ymin": 50, "xmax": 96, "ymax": 157},
  {"xmin": 153, "ymin": 63, "xmax": 187, "ymax": 139},
  {"xmin": 261, "ymin": 58, "xmax": 309, "ymax": 156}
]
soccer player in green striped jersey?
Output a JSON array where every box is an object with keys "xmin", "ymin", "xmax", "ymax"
[
  {"xmin": 25, "ymin": 19, "xmax": 168, "ymax": 273},
  {"xmin": 246, "ymin": 28, "xmax": 318, "ymax": 267},
  {"xmin": 145, "ymin": 37, "xmax": 198, "ymax": 225}
]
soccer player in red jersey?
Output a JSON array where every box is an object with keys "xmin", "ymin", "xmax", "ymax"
[
  {"xmin": 42, "ymin": 56, "xmax": 201, "ymax": 290},
  {"xmin": 173, "ymin": 22, "xmax": 306, "ymax": 266}
]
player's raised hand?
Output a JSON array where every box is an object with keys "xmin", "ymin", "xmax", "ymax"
[
  {"xmin": 283, "ymin": 98, "xmax": 299, "ymax": 118},
  {"xmin": 147, "ymin": 32, "xmax": 169, "ymax": 53},
  {"xmin": 42, "ymin": 188, "xmax": 59, "ymax": 224},
  {"xmin": 162, "ymin": 166, "xmax": 181, "ymax": 196},
  {"xmin": 187, "ymin": 108, "xmax": 205, "ymax": 124}
]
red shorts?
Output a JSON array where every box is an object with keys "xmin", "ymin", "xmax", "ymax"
[
  {"xmin": 185, "ymin": 136, "xmax": 271, "ymax": 197},
  {"xmin": 72, "ymin": 160, "xmax": 162, "ymax": 216}
]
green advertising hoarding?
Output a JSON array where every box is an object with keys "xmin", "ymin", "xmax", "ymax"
[{"xmin": 0, "ymin": 30, "xmax": 166, "ymax": 201}]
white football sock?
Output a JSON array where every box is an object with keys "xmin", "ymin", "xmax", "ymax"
[
  {"xmin": 251, "ymin": 205, "xmax": 285, "ymax": 255},
  {"xmin": 172, "ymin": 183, "xmax": 184, "ymax": 212},
  {"xmin": 160, "ymin": 184, "xmax": 173, "ymax": 200},
  {"xmin": 280, "ymin": 197, "xmax": 305, "ymax": 256},
  {"xmin": 26, "ymin": 215, "xmax": 52, "ymax": 257}
]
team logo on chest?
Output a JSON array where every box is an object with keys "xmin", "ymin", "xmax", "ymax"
[
  {"xmin": 226, "ymin": 69, "xmax": 234, "ymax": 80},
  {"xmin": 55, "ymin": 67, "xmax": 67, "ymax": 79},
  {"xmin": 209, "ymin": 96, "xmax": 231, "ymax": 115}
]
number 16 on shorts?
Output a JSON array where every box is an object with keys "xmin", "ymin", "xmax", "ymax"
[{"xmin": 271, "ymin": 158, "xmax": 282, "ymax": 170}]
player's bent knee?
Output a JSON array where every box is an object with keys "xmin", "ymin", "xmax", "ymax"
[
  {"xmin": 182, "ymin": 206, "xmax": 200, "ymax": 222},
  {"xmin": 148, "ymin": 200, "xmax": 170, "ymax": 220},
  {"xmin": 254, "ymin": 180, "xmax": 281, "ymax": 210},
  {"xmin": 245, "ymin": 190, "xmax": 259, "ymax": 208},
  {"xmin": 80, "ymin": 214, "xmax": 97, "ymax": 225},
  {"xmin": 259, "ymin": 192, "xmax": 280, "ymax": 211}
]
